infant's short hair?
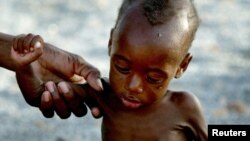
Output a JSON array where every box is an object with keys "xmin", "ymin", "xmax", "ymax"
[{"xmin": 115, "ymin": 0, "xmax": 200, "ymax": 50}]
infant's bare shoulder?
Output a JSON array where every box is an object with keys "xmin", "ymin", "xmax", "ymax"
[{"xmin": 168, "ymin": 91, "xmax": 203, "ymax": 113}]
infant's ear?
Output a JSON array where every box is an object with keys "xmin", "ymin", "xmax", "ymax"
[
  {"xmin": 175, "ymin": 53, "xmax": 193, "ymax": 78},
  {"xmin": 108, "ymin": 28, "xmax": 114, "ymax": 56}
]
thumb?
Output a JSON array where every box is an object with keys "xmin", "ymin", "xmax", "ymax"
[
  {"xmin": 64, "ymin": 53, "xmax": 103, "ymax": 91},
  {"xmin": 86, "ymin": 72, "xmax": 103, "ymax": 92},
  {"xmin": 76, "ymin": 61, "xmax": 103, "ymax": 91}
]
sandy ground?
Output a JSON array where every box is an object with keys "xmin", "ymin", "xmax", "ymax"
[{"xmin": 0, "ymin": 0, "xmax": 249, "ymax": 140}]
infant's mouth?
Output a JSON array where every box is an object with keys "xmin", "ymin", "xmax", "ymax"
[{"xmin": 121, "ymin": 96, "xmax": 142, "ymax": 109}]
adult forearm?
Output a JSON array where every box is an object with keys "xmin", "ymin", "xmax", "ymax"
[
  {"xmin": 0, "ymin": 32, "xmax": 16, "ymax": 71},
  {"xmin": 38, "ymin": 42, "xmax": 82, "ymax": 79}
]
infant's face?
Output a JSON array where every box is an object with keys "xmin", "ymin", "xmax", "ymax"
[{"xmin": 108, "ymin": 6, "xmax": 189, "ymax": 109}]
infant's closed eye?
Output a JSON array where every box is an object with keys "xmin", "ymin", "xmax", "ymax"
[
  {"xmin": 115, "ymin": 64, "xmax": 130, "ymax": 74},
  {"xmin": 146, "ymin": 72, "xmax": 165, "ymax": 84}
]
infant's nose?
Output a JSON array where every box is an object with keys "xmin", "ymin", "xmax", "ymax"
[{"xmin": 126, "ymin": 74, "xmax": 143, "ymax": 94}]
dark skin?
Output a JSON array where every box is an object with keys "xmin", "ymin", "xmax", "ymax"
[
  {"xmin": 98, "ymin": 4, "xmax": 207, "ymax": 141},
  {"xmin": 13, "ymin": 2, "xmax": 207, "ymax": 141},
  {"xmin": 0, "ymin": 32, "xmax": 103, "ymax": 119}
]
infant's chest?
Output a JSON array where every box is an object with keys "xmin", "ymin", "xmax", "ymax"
[{"xmin": 102, "ymin": 112, "xmax": 186, "ymax": 141}]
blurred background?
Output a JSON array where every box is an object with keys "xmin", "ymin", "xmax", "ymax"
[{"xmin": 0, "ymin": 0, "xmax": 249, "ymax": 140}]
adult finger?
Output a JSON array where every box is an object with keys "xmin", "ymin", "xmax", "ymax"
[
  {"xmin": 85, "ymin": 99, "xmax": 102, "ymax": 119},
  {"xmin": 87, "ymin": 72, "xmax": 103, "ymax": 92},
  {"xmin": 45, "ymin": 81, "xmax": 71, "ymax": 119},
  {"xmin": 40, "ymin": 91, "xmax": 54, "ymax": 118},
  {"xmin": 57, "ymin": 82, "xmax": 88, "ymax": 117},
  {"xmin": 91, "ymin": 107, "xmax": 102, "ymax": 119},
  {"xmin": 75, "ymin": 61, "xmax": 103, "ymax": 91},
  {"xmin": 78, "ymin": 83, "xmax": 103, "ymax": 119}
]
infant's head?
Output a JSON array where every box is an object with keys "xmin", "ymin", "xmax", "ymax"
[{"xmin": 108, "ymin": 0, "xmax": 200, "ymax": 109}]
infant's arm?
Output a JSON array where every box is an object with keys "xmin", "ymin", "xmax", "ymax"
[{"xmin": 174, "ymin": 91, "xmax": 208, "ymax": 141}]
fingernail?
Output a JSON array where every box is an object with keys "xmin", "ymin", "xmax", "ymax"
[
  {"xmin": 30, "ymin": 47, "xmax": 34, "ymax": 52},
  {"xmin": 43, "ymin": 92, "xmax": 50, "ymax": 102},
  {"xmin": 96, "ymin": 79, "xmax": 103, "ymax": 91},
  {"xmin": 47, "ymin": 83, "xmax": 54, "ymax": 93},
  {"xmin": 34, "ymin": 42, "xmax": 41, "ymax": 48},
  {"xmin": 58, "ymin": 82, "xmax": 69, "ymax": 93},
  {"xmin": 24, "ymin": 49, "xmax": 28, "ymax": 53},
  {"xmin": 91, "ymin": 107, "xmax": 100, "ymax": 117}
]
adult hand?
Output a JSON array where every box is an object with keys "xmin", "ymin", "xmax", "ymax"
[
  {"xmin": 36, "ymin": 42, "xmax": 103, "ymax": 119},
  {"xmin": 40, "ymin": 81, "xmax": 102, "ymax": 119},
  {"xmin": 11, "ymin": 33, "xmax": 103, "ymax": 119}
]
